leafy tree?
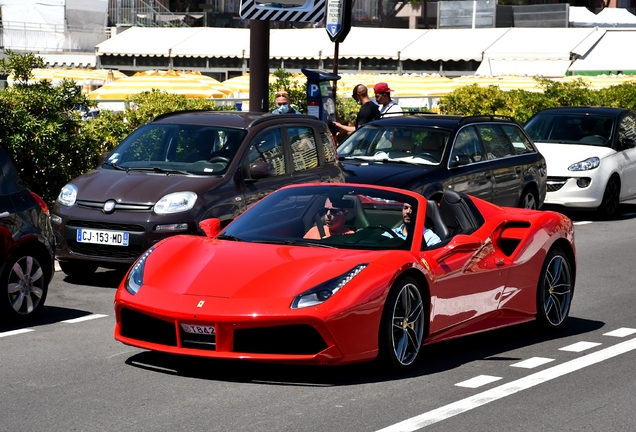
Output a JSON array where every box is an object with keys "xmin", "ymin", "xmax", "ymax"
[
  {"xmin": 269, "ymin": 68, "xmax": 307, "ymax": 113},
  {"xmin": 535, "ymin": 78, "xmax": 600, "ymax": 108},
  {"xmin": 437, "ymin": 77, "xmax": 636, "ymax": 124},
  {"xmin": 596, "ymin": 83, "xmax": 636, "ymax": 110},
  {"xmin": 497, "ymin": 89, "xmax": 547, "ymax": 124},
  {"xmin": 0, "ymin": 51, "xmax": 235, "ymax": 205},
  {"xmin": 0, "ymin": 50, "xmax": 98, "ymax": 205},
  {"xmin": 438, "ymin": 84, "xmax": 507, "ymax": 116}
]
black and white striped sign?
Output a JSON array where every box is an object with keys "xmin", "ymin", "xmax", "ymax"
[{"xmin": 239, "ymin": 0, "xmax": 325, "ymax": 22}]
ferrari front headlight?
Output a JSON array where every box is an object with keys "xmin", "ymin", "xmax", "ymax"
[
  {"xmin": 291, "ymin": 264, "xmax": 368, "ymax": 309},
  {"xmin": 125, "ymin": 247, "xmax": 154, "ymax": 295},
  {"xmin": 568, "ymin": 157, "xmax": 600, "ymax": 171}
]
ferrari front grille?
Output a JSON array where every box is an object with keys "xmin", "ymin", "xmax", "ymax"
[
  {"xmin": 120, "ymin": 308, "xmax": 177, "ymax": 346},
  {"xmin": 233, "ymin": 325, "xmax": 328, "ymax": 355},
  {"xmin": 547, "ymin": 177, "xmax": 568, "ymax": 192},
  {"xmin": 180, "ymin": 330, "xmax": 216, "ymax": 351}
]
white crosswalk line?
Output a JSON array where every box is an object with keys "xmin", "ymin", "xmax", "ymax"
[
  {"xmin": 0, "ymin": 328, "xmax": 34, "ymax": 338},
  {"xmin": 560, "ymin": 341, "xmax": 601, "ymax": 352},
  {"xmin": 62, "ymin": 314, "xmax": 108, "ymax": 324},
  {"xmin": 604, "ymin": 327, "xmax": 636, "ymax": 337},
  {"xmin": 455, "ymin": 375, "xmax": 502, "ymax": 388},
  {"xmin": 510, "ymin": 357, "xmax": 554, "ymax": 369}
]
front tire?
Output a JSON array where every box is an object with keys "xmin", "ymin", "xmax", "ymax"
[
  {"xmin": 378, "ymin": 276, "xmax": 426, "ymax": 371},
  {"xmin": 536, "ymin": 248, "xmax": 574, "ymax": 330},
  {"xmin": 597, "ymin": 177, "xmax": 620, "ymax": 219},
  {"xmin": 1, "ymin": 251, "xmax": 49, "ymax": 321}
]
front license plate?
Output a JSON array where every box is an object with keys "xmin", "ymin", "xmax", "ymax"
[
  {"xmin": 76, "ymin": 228, "xmax": 129, "ymax": 246},
  {"xmin": 181, "ymin": 324, "xmax": 216, "ymax": 335}
]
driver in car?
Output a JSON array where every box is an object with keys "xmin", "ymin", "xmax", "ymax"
[{"xmin": 304, "ymin": 197, "xmax": 355, "ymax": 239}]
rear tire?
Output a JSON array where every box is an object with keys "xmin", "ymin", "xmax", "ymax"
[
  {"xmin": 59, "ymin": 260, "xmax": 98, "ymax": 278},
  {"xmin": 1, "ymin": 250, "xmax": 49, "ymax": 321},
  {"xmin": 536, "ymin": 248, "xmax": 574, "ymax": 330},
  {"xmin": 378, "ymin": 276, "xmax": 426, "ymax": 372},
  {"xmin": 519, "ymin": 187, "xmax": 539, "ymax": 210}
]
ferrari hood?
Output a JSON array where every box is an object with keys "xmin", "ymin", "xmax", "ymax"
[
  {"xmin": 73, "ymin": 168, "xmax": 225, "ymax": 204},
  {"xmin": 142, "ymin": 236, "xmax": 392, "ymax": 299},
  {"xmin": 535, "ymin": 142, "xmax": 615, "ymax": 174},
  {"xmin": 340, "ymin": 159, "xmax": 437, "ymax": 188}
]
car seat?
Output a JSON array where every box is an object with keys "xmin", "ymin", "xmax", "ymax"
[
  {"xmin": 343, "ymin": 195, "xmax": 370, "ymax": 230},
  {"xmin": 418, "ymin": 133, "xmax": 444, "ymax": 163},
  {"xmin": 388, "ymin": 136, "xmax": 414, "ymax": 158},
  {"xmin": 438, "ymin": 190, "xmax": 485, "ymax": 236},
  {"xmin": 426, "ymin": 200, "xmax": 450, "ymax": 241}
]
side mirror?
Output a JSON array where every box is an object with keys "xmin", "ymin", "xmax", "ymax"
[
  {"xmin": 199, "ymin": 218, "xmax": 221, "ymax": 237},
  {"xmin": 433, "ymin": 234, "xmax": 482, "ymax": 262},
  {"xmin": 249, "ymin": 161, "xmax": 275, "ymax": 179},
  {"xmin": 621, "ymin": 138, "xmax": 636, "ymax": 149},
  {"xmin": 448, "ymin": 154, "xmax": 471, "ymax": 168}
]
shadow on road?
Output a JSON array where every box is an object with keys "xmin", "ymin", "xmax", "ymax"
[
  {"xmin": 122, "ymin": 316, "xmax": 605, "ymax": 386},
  {"xmin": 0, "ymin": 306, "xmax": 100, "ymax": 332},
  {"xmin": 543, "ymin": 202, "xmax": 636, "ymax": 222},
  {"xmin": 60, "ymin": 268, "xmax": 127, "ymax": 289}
]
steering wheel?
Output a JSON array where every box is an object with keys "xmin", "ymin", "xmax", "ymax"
[
  {"xmin": 209, "ymin": 156, "xmax": 230, "ymax": 163},
  {"xmin": 362, "ymin": 224, "xmax": 400, "ymax": 238},
  {"xmin": 582, "ymin": 135, "xmax": 607, "ymax": 145}
]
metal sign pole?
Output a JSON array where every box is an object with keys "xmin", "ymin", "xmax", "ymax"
[
  {"xmin": 333, "ymin": 41, "xmax": 339, "ymax": 109},
  {"xmin": 249, "ymin": 19, "xmax": 270, "ymax": 113},
  {"xmin": 325, "ymin": 0, "xmax": 351, "ymax": 120}
]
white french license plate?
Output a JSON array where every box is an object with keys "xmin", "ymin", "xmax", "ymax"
[
  {"xmin": 181, "ymin": 324, "xmax": 216, "ymax": 335},
  {"xmin": 76, "ymin": 228, "xmax": 129, "ymax": 246}
]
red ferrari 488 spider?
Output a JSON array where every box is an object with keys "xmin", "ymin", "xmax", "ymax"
[{"xmin": 114, "ymin": 183, "xmax": 576, "ymax": 371}]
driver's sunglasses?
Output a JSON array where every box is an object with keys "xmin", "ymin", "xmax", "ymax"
[{"xmin": 320, "ymin": 207, "xmax": 344, "ymax": 216}]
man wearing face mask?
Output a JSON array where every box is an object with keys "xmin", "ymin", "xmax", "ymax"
[
  {"xmin": 271, "ymin": 90, "xmax": 301, "ymax": 115},
  {"xmin": 332, "ymin": 84, "xmax": 380, "ymax": 136}
]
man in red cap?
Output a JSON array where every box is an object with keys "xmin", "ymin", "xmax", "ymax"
[{"xmin": 374, "ymin": 82, "xmax": 403, "ymax": 116}]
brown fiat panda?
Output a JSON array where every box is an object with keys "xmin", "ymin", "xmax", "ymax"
[{"xmin": 51, "ymin": 111, "xmax": 344, "ymax": 277}]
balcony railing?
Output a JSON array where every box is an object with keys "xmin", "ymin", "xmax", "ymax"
[{"xmin": 109, "ymin": 0, "xmax": 195, "ymax": 27}]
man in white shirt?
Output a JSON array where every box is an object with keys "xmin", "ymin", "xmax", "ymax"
[
  {"xmin": 374, "ymin": 82, "xmax": 403, "ymax": 117},
  {"xmin": 385, "ymin": 202, "xmax": 441, "ymax": 247}
]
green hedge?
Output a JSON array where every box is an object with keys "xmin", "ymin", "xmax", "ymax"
[{"xmin": 438, "ymin": 78, "xmax": 636, "ymax": 123}]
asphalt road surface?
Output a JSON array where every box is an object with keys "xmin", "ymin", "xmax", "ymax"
[{"xmin": 2, "ymin": 203, "xmax": 636, "ymax": 432}]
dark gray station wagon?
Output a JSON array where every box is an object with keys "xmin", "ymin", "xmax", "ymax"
[
  {"xmin": 51, "ymin": 111, "xmax": 344, "ymax": 277},
  {"xmin": 337, "ymin": 114, "xmax": 547, "ymax": 209}
]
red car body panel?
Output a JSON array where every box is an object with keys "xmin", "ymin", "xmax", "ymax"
[{"xmin": 114, "ymin": 183, "xmax": 575, "ymax": 366}]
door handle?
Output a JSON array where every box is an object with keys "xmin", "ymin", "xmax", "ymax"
[{"xmin": 0, "ymin": 211, "xmax": 10, "ymax": 218}]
